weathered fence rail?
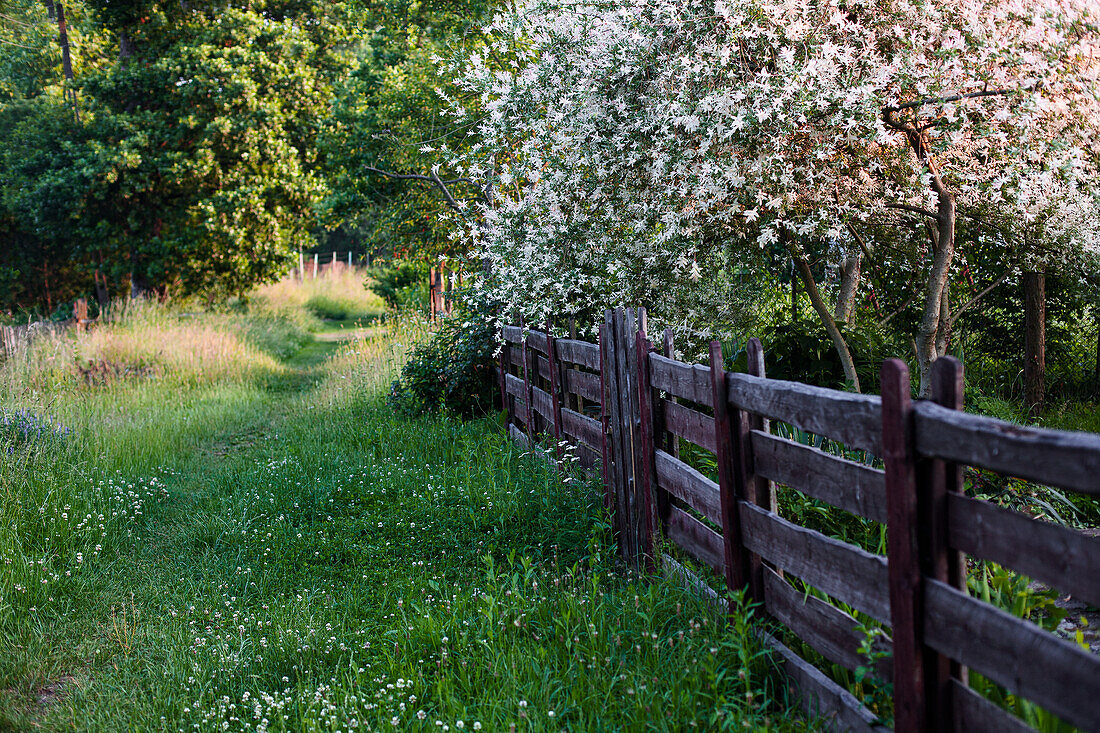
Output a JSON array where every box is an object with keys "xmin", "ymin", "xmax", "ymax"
[
  {"xmin": 1, "ymin": 299, "xmax": 94, "ymax": 361},
  {"xmin": 496, "ymin": 307, "xmax": 1100, "ymax": 733}
]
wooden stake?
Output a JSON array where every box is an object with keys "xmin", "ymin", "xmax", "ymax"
[
  {"xmin": 881, "ymin": 358, "xmax": 927, "ymax": 732},
  {"xmin": 710, "ymin": 341, "xmax": 748, "ymax": 606},
  {"xmin": 926, "ymin": 356, "xmax": 968, "ymax": 727},
  {"xmin": 635, "ymin": 328, "xmax": 658, "ymax": 568}
]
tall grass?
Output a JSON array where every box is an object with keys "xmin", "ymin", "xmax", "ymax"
[
  {"xmin": 251, "ymin": 268, "xmax": 386, "ymax": 326},
  {"xmin": 0, "ymin": 286, "xmax": 803, "ymax": 731}
]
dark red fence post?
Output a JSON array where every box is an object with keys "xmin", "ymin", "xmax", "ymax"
[
  {"xmin": 710, "ymin": 341, "xmax": 748, "ymax": 607},
  {"xmin": 635, "ymin": 328, "xmax": 658, "ymax": 569},
  {"xmin": 521, "ymin": 331, "xmax": 534, "ymax": 444},
  {"xmin": 546, "ymin": 320, "xmax": 564, "ymax": 466},
  {"xmin": 926, "ymin": 356, "xmax": 968, "ymax": 727},
  {"xmin": 881, "ymin": 358, "xmax": 928, "ymax": 732}
]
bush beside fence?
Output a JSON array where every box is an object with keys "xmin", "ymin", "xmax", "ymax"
[{"xmin": 496, "ymin": 306, "xmax": 1100, "ymax": 732}]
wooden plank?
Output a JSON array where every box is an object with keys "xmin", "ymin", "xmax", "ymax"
[
  {"xmin": 745, "ymin": 337, "xmax": 776, "ymax": 511},
  {"xmin": 534, "ymin": 354, "xmax": 551, "ymax": 381},
  {"xmin": 521, "ymin": 334, "xmax": 535, "ymax": 442},
  {"xmin": 636, "ymin": 329, "xmax": 658, "ymax": 564},
  {"xmin": 762, "ymin": 567, "xmax": 893, "ymax": 682},
  {"xmin": 545, "ymin": 324, "xmax": 564, "ymax": 465},
  {"xmin": 599, "ymin": 323, "xmax": 615, "ymax": 520},
  {"xmin": 666, "ymin": 506, "xmax": 724, "ymax": 573},
  {"xmin": 561, "ymin": 408, "xmax": 602, "ymax": 450},
  {"xmin": 507, "ymin": 422, "xmax": 529, "ymax": 446},
  {"xmin": 603, "ymin": 310, "xmax": 629, "ymax": 558},
  {"xmin": 881, "ymin": 358, "xmax": 927, "ymax": 732},
  {"xmin": 525, "ymin": 329, "xmax": 550, "ymax": 353},
  {"xmin": 762, "ymin": 633, "xmax": 884, "ymax": 733},
  {"xmin": 570, "ymin": 440, "xmax": 600, "ymax": 474},
  {"xmin": 912, "ymin": 400, "xmax": 1100, "ymax": 496},
  {"xmin": 654, "ymin": 450, "xmax": 721, "ymax": 524},
  {"xmin": 659, "ymin": 330, "xmax": 681, "ymax": 462},
  {"xmin": 662, "ymin": 400, "xmax": 716, "ymax": 453},
  {"xmin": 563, "ymin": 367, "xmax": 602, "ymax": 403},
  {"xmin": 530, "ymin": 384, "xmax": 554, "ymax": 421},
  {"xmin": 662, "ymin": 553, "xmax": 723, "ymax": 609},
  {"xmin": 710, "ymin": 341, "xmax": 748, "ymax": 601},
  {"xmin": 509, "ymin": 348, "xmax": 525, "ymax": 369},
  {"xmin": 649, "ymin": 353, "xmax": 714, "ymax": 407},
  {"xmin": 948, "ymin": 493, "xmax": 1100, "ymax": 608},
  {"xmin": 739, "ymin": 502, "xmax": 891, "ymax": 624},
  {"xmin": 623, "ymin": 308, "xmax": 646, "ymax": 563},
  {"xmin": 556, "ymin": 338, "xmax": 601, "ymax": 370},
  {"xmin": 503, "ymin": 325, "xmax": 523, "ymax": 344},
  {"xmin": 726, "ymin": 373, "xmax": 883, "ymax": 455},
  {"xmin": 513, "ymin": 396, "xmax": 529, "ymax": 425},
  {"xmin": 751, "ymin": 431, "xmax": 888, "ymax": 524},
  {"xmin": 923, "ymin": 579, "xmax": 1100, "ymax": 731},
  {"xmin": 504, "ymin": 372, "xmax": 525, "ymax": 399},
  {"xmin": 949, "ymin": 679, "xmax": 1034, "ymax": 733}
]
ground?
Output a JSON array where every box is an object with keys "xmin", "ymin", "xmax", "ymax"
[{"xmin": 0, "ymin": 294, "xmax": 798, "ymax": 732}]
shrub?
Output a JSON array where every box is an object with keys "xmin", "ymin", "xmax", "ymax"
[
  {"xmin": 367, "ymin": 260, "xmax": 428, "ymax": 311},
  {"xmin": 390, "ymin": 311, "xmax": 496, "ymax": 417}
]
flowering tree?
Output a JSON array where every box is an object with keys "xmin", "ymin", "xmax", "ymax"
[{"xmin": 440, "ymin": 0, "xmax": 1099, "ymax": 392}]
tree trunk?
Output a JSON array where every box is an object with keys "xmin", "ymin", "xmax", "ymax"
[
  {"xmin": 935, "ymin": 280, "xmax": 951, "ymax": 357},
  {"xmin": 56, "ymin": 3, "xmax": 80, "ymax": 123},
  {"xmin": 94, "ymin": 268, "xmax": 109, "ymax": 305},
  {"xmin": 915, "ymin": 193, "xmax": 956, "ymax": 397},
  {"xmin": 1024, "ymin": 270, "xmax": 1046, "ymax": 418},
  {"xmin": 785, "ymin": 237, "xmax": 861, "ymax": 392},
  {"xmin": 834, "ymin": 254, "xmax": 861, "ymax": 325},
  {"xmin": 790, "ymin": 264, "xmax": 799, "ymax": 323},
  {"xmin": 1094, "ymin": 308, "xmax": 1099, "ymax": 394}
]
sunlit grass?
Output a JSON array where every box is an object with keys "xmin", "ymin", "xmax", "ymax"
[{"xmin": 0, "ymin": 283, "xmax": 802, "ymax": 731}]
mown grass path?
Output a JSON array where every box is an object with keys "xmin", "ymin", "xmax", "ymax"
[{"xmin": 1, "ymin": 321, "xmax": 798, "ymax": 732}]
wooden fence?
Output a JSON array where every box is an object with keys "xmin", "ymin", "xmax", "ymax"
[
  {"xmin": 496, "ymin": 306, "xmax": 1100, "ymax": 732},
  {"xmin": 1, "ymin": 299, "xmax": 93, "ymax": 361}
]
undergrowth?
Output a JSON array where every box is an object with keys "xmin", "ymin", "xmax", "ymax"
[{"xmin": 0, "ymin": 278, "xmax": 803, "ymax": 731}]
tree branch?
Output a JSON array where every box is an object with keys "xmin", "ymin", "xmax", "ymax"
[
  {"xmin": 364, "ymin": 166, "xmax": 488, "ymax": 217},
  {"xmin": 948, "ymin": 266, "xmax": 1015, "ymax": 327},
  {"xmin": 883, "ymin": 83, "xmax": 1039, "ymax": 115},
  {"xmin": 886, "ymin": 202, "xmax": 940, "ymax": 221}
]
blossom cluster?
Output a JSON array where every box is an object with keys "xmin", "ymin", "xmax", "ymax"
[{"xmin": 437, "ymin": 0, "xmax": 1100, "ymax": 334}]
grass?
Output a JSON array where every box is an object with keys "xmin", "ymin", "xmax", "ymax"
[{"xmin": 0, "ymin": 275, "xmax": 802, "ymax": 731}]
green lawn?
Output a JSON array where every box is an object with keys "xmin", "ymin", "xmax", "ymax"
[{"xmin": 0, "ymin": 294, "xmax": 801, "ymax": 731}]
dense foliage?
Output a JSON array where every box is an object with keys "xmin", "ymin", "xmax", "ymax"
[
  {"xmin": 438, "ymin": 0, "xmax": 1100, "ymax": 392},
  {"xmin": 0, "ymin": 0, "xmax": 492, "ymax": 310},
  {"xmin": 389, "ymin": 309, "xmax": 496, "ymax": 417}
]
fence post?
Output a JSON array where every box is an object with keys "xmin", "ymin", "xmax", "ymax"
[
  {"xmin": 661, "ymin": 330, "xmax": 680, "ymax": 461},
  {"xmin": 621, "ymin": 307, "xmax": 646, "ymax": 562},
  {"xmin": 635, "ymin": 328, "xmax": 658, "ymax": 568},
  {"xmin": 733, "ymin": 338, "xmax": 769, "ymax": 601},
  {"xmin": 74, "ymin": 298, "xmax": 88, "ymax": 333},
  {"xmin": 603, "ymin": 309, "xmax": 631, "ymax": 559},
  {"xmin": 313, "ymin": 253, "xmax": 318, "ymax": 279},
  {"xmin": 499, "ymin": 330, "xmax": 512, "ymax": 422},
  {"xmin": 546, "ymin": 320, "xmax": 565, "ymax": 466},
  {"xmin": 745, "ymin": 338, "xmax": 776, "ymax": 510},
  {"xmin": 926, "ymin": 356, "xmax": 968, "ymax": 727},
  {"xmin": 881, "ymin": 358, "xmax": 928, "ymax": 732},
  {"xmin": 521, "ymin": 328, "xmax": 534, "ymax": 444},
  {"xmin": 598, "ymin": 321, "xmax": 617, "ymax": 533},
  {"xmin": 709, "ymin": 341, "xmax": 749, "ymax": 607}
]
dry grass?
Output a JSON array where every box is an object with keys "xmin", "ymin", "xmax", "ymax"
[
  {"xmin": 0, "ymin": 299, "xmax": 285, "ymax": 391},
  {"xmin": 251, "ymin": 268, "xmax": 385, "ymax": 324}
]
